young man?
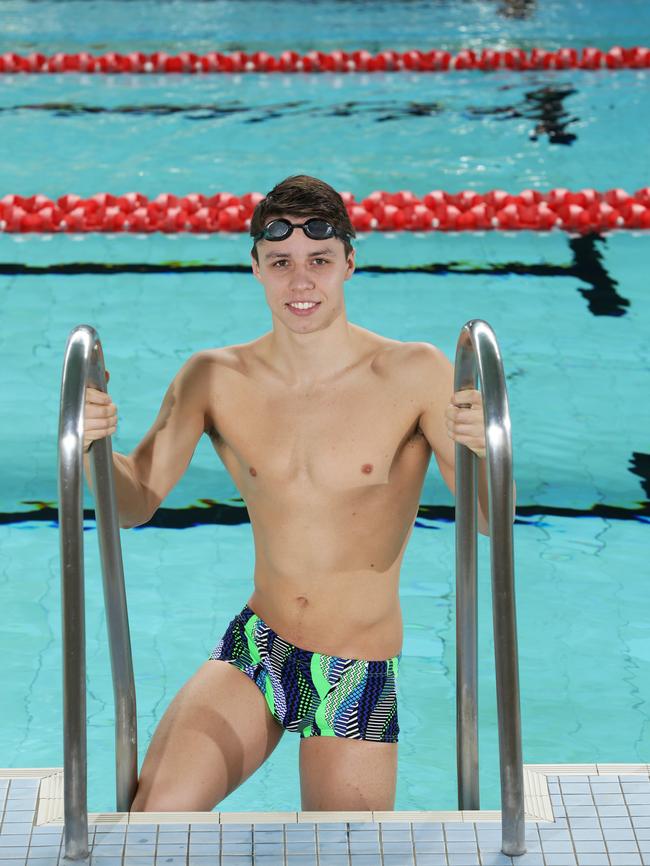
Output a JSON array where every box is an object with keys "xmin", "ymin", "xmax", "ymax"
[{"xmin": 83, "ymin": 174, "xmax": 513, "ymax": 813}]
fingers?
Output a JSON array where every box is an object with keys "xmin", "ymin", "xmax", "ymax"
[{"xmin": 83, "ymin": 384, "xmax": 118, "ymax": 453}]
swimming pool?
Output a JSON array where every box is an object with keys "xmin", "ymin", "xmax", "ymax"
[{"xmin": 1, "ymin": 0, "xmax": 649, "ymax": 816}]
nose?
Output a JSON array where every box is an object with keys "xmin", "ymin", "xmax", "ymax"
[{"xmin": 289, "ymin": 262, "xmax": 316, "ymax": 290}]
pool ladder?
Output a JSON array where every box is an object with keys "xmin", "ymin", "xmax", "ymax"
[{"xmin": 57, "ymin": 320, "xmax": 525, "ymax": 860}]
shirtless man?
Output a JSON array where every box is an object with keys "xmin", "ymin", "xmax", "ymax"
[{"xmin": 83, "ymin": 174, "xmax": 515, "ymax": 814}]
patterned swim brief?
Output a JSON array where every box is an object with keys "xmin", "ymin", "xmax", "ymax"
[{"xmin": 209, "ymin": 603, "xmax": 401, "ymax": 743}]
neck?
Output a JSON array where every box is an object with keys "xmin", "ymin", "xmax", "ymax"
[{"xmin": 266, "ymin": 312, "xmax": 361, "ymax": 387}]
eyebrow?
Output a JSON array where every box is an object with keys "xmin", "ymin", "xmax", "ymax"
[{"xmin": 264, "ymin": 247, "xmax": 335, "ymax": 260}]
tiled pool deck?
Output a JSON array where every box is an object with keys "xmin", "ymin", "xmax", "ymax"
[{"xmin": 1, "ymin": 764, "xmax": 649, "ymax": 866}]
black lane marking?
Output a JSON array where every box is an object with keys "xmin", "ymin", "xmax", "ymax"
[
  {"xmin": 466, "ymin": 81, "xmax": 578, "ymax": 144},
  {"xmin": 3, "ymin": 499, "xmax": 648, "ymax": 528},
  {"xmin": 630, "ymin": 451, "xmax": 650, "ymax": 502},
  {"xmin": 0, "ymin": 232, "xmax": 629, "ymax": 316},
  {"xmin": 5, "ymin": 99, "xmax": 445, "ymax": 123}
]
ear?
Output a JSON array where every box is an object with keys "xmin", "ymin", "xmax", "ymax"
[
  {"xmin": 251, "ymin": 254, "xmax": 262, "ymax": 281},
  {"xmin": 344, "ymin": 247, "xmax": 356, "ymax": 280}
]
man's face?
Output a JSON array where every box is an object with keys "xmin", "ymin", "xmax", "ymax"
[{"xmin": 251, "ymin": 213, "xmax": 355, "ymax": 333}]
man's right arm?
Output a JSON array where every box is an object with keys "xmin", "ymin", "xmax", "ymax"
[{"xmin": 83, "ymin": 351, "xmax": 212, "ymax": 529}]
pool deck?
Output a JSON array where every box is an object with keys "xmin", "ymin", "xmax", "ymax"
[{"xmin": 1, "ymin": 764, "xmax": 649, "ymax": 866}]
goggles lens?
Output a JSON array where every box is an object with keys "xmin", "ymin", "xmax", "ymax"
[{"xmin": 255, "ymin": 218, "xmax": 341, "ymax": 242}]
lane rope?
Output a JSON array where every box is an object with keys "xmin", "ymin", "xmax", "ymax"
[
  {"xmin": 2, "ymin": 188, "xmax": 649, "ymax": 233},
  {"xmin": 1, "ymin": 47, "xmax": 649, "ymax": 73}
]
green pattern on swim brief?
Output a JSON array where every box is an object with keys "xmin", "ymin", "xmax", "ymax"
[
  {"xmin": 242, "ymin": 614, "xmax": 276, "ymax": 716},
  {"xmin": 313, "ymin": 655, "xmax": 369, "ymax": 737},
  {"xmin": 310, "ymin": 653, "xmax": 335, "ymax": 736}
]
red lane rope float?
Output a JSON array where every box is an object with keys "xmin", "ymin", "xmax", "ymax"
[
  {"xmin": 1, "ymin": 47, "xmax": 649, "ymax": 73},
  {"xmin": 2, "ymin": 189, "xmax": 649, "ymax": 234}
]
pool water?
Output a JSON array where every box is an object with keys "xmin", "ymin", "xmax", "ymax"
[{"xmin": 0, "ymin": 0, "xmax": 649, "ymax": 815}]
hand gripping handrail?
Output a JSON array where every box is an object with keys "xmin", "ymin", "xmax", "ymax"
[
  {"xmin": 453, "ymin": 319, "xmax": 525, "ymax": 856},
  {"xmin": 58, "ymin": 324, "xmax": 137, "ymax": 861}
]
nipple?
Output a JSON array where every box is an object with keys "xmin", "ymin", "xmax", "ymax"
[
  {"xmin": 249, "ymin": 466, "xmax": 257, "ymax": 477},
  {"xmin": 361, "ymin": 463, "xmax": 373, "ymax": 474}
]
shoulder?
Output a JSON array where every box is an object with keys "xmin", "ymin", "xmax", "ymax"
[{"xmin": 370, "ymin": 336, "xmax": 451, "ymax": 380}]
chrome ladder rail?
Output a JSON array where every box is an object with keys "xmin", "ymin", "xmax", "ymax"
[
  {"xmin": 453, "ymin": 319, "xmax": 525, "ymax": 856},
  {"xmin": 58, "ymin": 324, "xmax": 138, "ymax": 861}
]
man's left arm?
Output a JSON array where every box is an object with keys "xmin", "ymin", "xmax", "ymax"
[{"xmin": 414, "ymin": 343, "xmax": 517, "ymax": 536}]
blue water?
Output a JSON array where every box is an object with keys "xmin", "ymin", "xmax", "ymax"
[{"xmin": 0, "ymin": 0, "xmax": 649, "ymax": 815}]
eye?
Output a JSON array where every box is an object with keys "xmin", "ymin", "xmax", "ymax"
[
  {"xmin": 314, "ymin": 258, "xmax": 330, "ymax": 265},
  {"xmin": 272, "ymin": 259, "xmax": 289, "ymax": 268}
]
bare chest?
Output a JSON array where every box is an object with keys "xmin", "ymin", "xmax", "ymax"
[{"xmin": 207, "ymin": 374, "xmax": 427, "ymax": 492}]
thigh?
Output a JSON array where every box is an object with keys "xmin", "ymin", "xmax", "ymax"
[
  {"xmin": 131, "ymin": 659, "xmax": 284, "ymax": 812},
  {"xmin": 299, "ymin": 737, "xmax": 398, "ymax": 811}
]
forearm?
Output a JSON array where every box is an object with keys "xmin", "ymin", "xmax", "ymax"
[
  {"xmin": 83, "ymin": 448, "xmax": 152, "ymax": 528},
  {"xmin": 477, "ymin": 457, "xmax": 517, "ymax": 535}
]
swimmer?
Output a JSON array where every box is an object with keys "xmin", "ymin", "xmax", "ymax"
[{"xmin": 82, "ymin": 174, "xmax": 516, "ymax": 813}]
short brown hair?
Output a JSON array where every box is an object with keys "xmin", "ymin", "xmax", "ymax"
[{"xmin": 250, "ymin": 174, "xmax": 356, "ymax": 263}]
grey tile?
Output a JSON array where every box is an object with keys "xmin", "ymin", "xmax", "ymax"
[
  {"xmin": 383, "ymin": 856, "xmax": 415, "ymax": 866},
  {"xmin": 90, "ymin": 857, "xmax": 123, "ymax": 866},
  {"xmin": 608, "ymin": 856, "xmax": 641, "ymax": 866},
  {"xmin": 27, "ymin": 846, "xmax": 60, "ymax": 857},
  {"xmin": 381, "ymin": 830, "xmax": 411, "ymax": 842},
  {"xmin": 573, "ymin": 856, "xmax": 609, "ymax": 866},
  {"xmin": 565, "ymin": 807, "xmax": 598, "ymax": 817},
  {"xmin": 561, "ymin": 785, "xmax": 591, "ymax": 795},
  {"xmin": 255, "ymin": 842, "xmax": 284, "ymax": 854},
  {"xmin": 595, "ymin": 805, "xmax": 629, "ymax": 816},
  {"xmin": 476, "ymin": 854, "xmax": 515, "ymax": 865},
  {"xmin": 446, "ymin": 842, "xmax": 479, "ymax": 853},
  {"xmin": 156, "ymin": 842, "xmax": 189, "ymax": 855},
  {"xmin": 316, "ymin": 856, "xmax": 349, "ymax": 866},
  {"xmin": 540, "ymin": 840, "xmax": 574, "ymax": 853},
  {"xmin": 623, "ymin": 784, "xmax": 650, "ymax": 793},
  {"xmin": 542, "ymin": 855, "xmax": 577, "ymax": 865},
  {"xmin": 634, "ymin": 818, "xmax": 650, "ymax": 827},
  {"xmin": 89, "ymin": 843, "xmax": 123, "ymax": 856},
  {"xmin": 253, "ymin": 857, "xmax": 285, "ymax": 866},
  {"xmin": 0, "ymin": 834, "xmax": 31, "ymax": 846},
  {"xmin": 382, "ymin": 840, "xmax": 413, "ymax": 853},
  {"xmin": 590, "ymin": 784, "xmax": 621, "ymax": 793},
  {"xmin": 504, "ymin": 856, "xmax": 544, "ymax": 866},
  {"xmin": 639, "ymin": 830, "xmax": 650, "ymax": 840},
  {"xmin": 349, "ymin": 841, "xmax": 380, "ymax": 853},
  {"xmin": 570, "ymin": 830, "xmax": 604, "ymax": 841},
  {"xmin": 288, "ymin": 840, "xmax": 318, "ymax": 853},
  {"xmin": 0, "ymin": 821, "xmax": 33, "ymax": 834},
  {"xmin": 158, "ymin": 832, "xmax": 188, "ymax": 844},
  {"xmin": 126, "ymin": 833, "xmax": 156, "ymax": 844},
  {"xmin": 563, "ymin": 796, "xmax": 594, "ymax": 806},
  {"xmin": 408, "ymin": 856, "xmax": 447, "ymax": 866},
  {"xmin": 603, "ymin": 828, "xmax": 636, "ymax": 840},
  {"xmin": 600, "ymin": 817, "xmax": 632, "ymax": 828},
  {"xmin": 26, "ymin": 859, "xmax": 61, "ymax": 866},
  {"xmin": 188, "ymin": 842, "xmax": 219, "ymax": 854},
  {"xmin": 0, "ymin": 847, "xmax": 29, "ymax": 858},
  {"xmin": 572, "ymin": 840, "xmax": 607, "ymax": 852},
  {"xmin": 156, "ymin": 823, "xmax": 189, "ymax": 832},
  {"xmin": 123, "ymin": 859, "xmax": 155, "ymax": 866},
  {"xmin": 349, "ymin": 856, "xmax": 382, "ymax": 866},
  {"xmin": 446, "ymin": 856, "xmax": 479, "ymax": 865},
  {"xmin": 593, "ymin": 794, "xmax": 625, "ymax": 805},
  {"xmin": 413, "ymin": 827, "xmax": 444, "ymax": 840},
  {"xmin": 286, "ymin": 855, "xmax": 318, "ymax": 866},
  {"xmin": 539, "ymin": 829, "xmax": 573, "ymax": 840},
  {"xmin": 606, "ymin": 839, "xmax": 641, "ymax": 852},
  {"xmin": 125, "ymin": 841, "xmax": 156, "ymax": 854},
  {"xmin": 631, "ymin": 806, "xmax": 650, "ymax": 816},
  {"xmin": 153, "ymin": 858, "xmax": 189, "ymax": 866},
  {"xmin": 413, "ymin": 841, "xmax": 445, "ymax": 853}
]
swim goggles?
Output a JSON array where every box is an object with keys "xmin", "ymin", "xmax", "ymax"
[{"xmin": 253, "ymin": 217, "xmax": 350, "ymax": 243}]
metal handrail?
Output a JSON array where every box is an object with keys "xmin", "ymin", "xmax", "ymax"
[
  {"xmin": 57, "ymin": 324, "xmax": 138, "ymax": 861},
  {"xmin": 453, "ymin": 319, "xmax": 525, "ymax": 856}
]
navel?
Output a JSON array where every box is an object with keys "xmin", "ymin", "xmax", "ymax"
[
  {"xmin": 249, "ymin": 466, "xmax": 257, "ymax": 477},
  {"xmin": 361, "ymin": 463, "xmax": 373, "ymax": 474}
]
